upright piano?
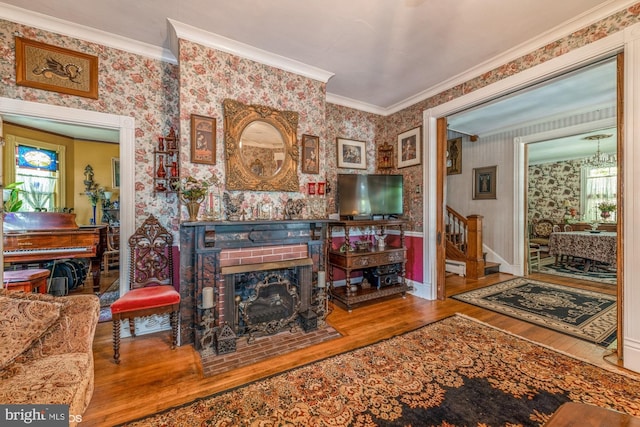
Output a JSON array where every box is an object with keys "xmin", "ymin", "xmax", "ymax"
[{"xmin": 3, "ymin": 212, "xmax": 106, "ymax": 293}]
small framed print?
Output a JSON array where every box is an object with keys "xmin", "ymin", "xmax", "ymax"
[
  {"xmin": 302, "ymin": 134, "xmax": 320, "ymax": 174},
  {"xmin": 191, "ymin": 114, "xmax": 216, "ymax": 165},
  {"xmin": 308, "ymin": 182, "xmax": 316, "ymax": 195},
  {"xmin": 447, "ymin": 137, "xmax": 462, "ymax": 175},
  {"xmin": 337, "ymin": 138, "xmax": 366, "ymax": 169},
  {"xmin": 397, "ymin": 126, "xmax": 421, "ymax": 169},
  {"xmin": 317, "ymin": 182, "xmax": 326, "ymax": 195},
  {"xmin": 473, "ymin": 166, "xmax": 497, "ymax": 200},
  {"xmin": 15, "ymin": 37, "xmax": 99, "ymax": 99}
]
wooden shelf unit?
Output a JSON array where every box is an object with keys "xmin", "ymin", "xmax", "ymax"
[{"xmin": 327, "ymin": 219, "xmax": 408, "ymax": 311}]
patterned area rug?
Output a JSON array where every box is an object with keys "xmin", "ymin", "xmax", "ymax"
[
  {"xmin": 540, "ymin": 257, "xmax": 616, "ymax": 285},
  {"xmin": 98, "ymin": 279, "xmax": 119, "ymax": 323},
  {"xmin": 452, "ymin": 277, "xmax": 616, "ymax": 347},
  {"xmin": 120, "ymin": 315, "xmax": 640, "ymax": 427}
]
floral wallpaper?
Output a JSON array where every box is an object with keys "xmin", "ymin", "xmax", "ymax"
[
  {"xmin": 0, "ymin": 20, "xmax": 181, "ymax": 231},
  {"xmin": 528, "ymin": 160, "xmax": 582, "ymax": 224},
  {"xmin": 2, "ymin": 3, "xmax": 640, "ymax": 239},
  {"xmin": 177, "ymin": 39, "xmax": 327, "ymax": 224}
]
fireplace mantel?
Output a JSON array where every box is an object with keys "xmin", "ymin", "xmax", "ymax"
[{"xmin": 179, "ymin": 220, "xmax": 328, "ymax": 347}]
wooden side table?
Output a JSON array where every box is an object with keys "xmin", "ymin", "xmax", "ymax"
[{"xmin": 3, "ymin": 269, "xmax": 50, "ymax": 294}]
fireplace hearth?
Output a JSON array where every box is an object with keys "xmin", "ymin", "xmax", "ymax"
[{"xmin": 180, "ymin": 220, "xmax": 328, "ymax": 354}]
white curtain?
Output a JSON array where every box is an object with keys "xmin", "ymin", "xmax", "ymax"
[{"xmin": 583, "ymin": 165, "xmax": 617, "ymax": 222}]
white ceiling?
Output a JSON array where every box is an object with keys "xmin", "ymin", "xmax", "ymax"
[
  {"xmin": 0, "ymin": 1, "xmax": 625, "ymax": 159},
  {"xmin": 0, "ymin": 0, "xmax": 624, "ymax": 110}
]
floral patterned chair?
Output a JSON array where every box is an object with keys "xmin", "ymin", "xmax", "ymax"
[{"xmin": 530, "ymin": 219, "xmax": 555, "ymax": 254}]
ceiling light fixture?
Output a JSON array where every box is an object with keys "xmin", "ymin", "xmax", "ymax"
[{"xmin": 582, "ymin": 134, "xmax": 616, "ymax": 168}]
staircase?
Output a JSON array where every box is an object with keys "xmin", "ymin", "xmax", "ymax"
[{"xmin": 446, "ymin": 206, "xmax": 500, "ymax": 278}]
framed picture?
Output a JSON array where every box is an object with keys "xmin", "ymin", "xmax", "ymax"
[
  {"xmin": 301, "ymin": 134, "xmax": 320, "ymax": 174},
  {"xmin": 191, "ymin": 114, "xmax": 216, "ymax": 165},
  {"xmin": 447, "ymin": 137, "xmax": 462, "ymax": 175},
  {"xmin": 112, "ymin": 158, "xmax": 120, "ymax": 189},
  {"xmin": 473, "ymin": 166, "xmax": 497, "ymax": 200},
  {"xmin": 397, "ymin": 126, "xmax": 421, "ymax": 168},
  {"xmin": 337, "ymin": 138, "xmax": 366, "ymax": 169},
  {"xmin": 15, "ymin": 37, "xmax": 99, "ymax": 99},
  {"xmin": 317, "ymin": 182, "xmax": 326, "ymax": 195},
  {"xmin": 308, "ymin": 182, "xmax": 316, "ymax": 195}
]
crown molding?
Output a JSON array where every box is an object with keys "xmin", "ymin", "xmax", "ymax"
[
  {"xmin": 0, "ymin": 2, "xmax": 176, "ymax": 64},
  {"xmin": 168, "ymin": 19, "xmax": 334, "ymax": 83},
  {"xmin": 325, "ymin": 93, "xmax": 387, "ymax": 116}
]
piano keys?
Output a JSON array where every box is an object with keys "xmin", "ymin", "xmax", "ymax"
[{"xmin": 3, "ymin": 212, "xmax": 106, "ymax": 293}]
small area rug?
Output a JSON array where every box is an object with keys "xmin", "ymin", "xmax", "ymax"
[
  {"xmin": 452, "ymin": 277, "xmax": 616, "ymax": 347},
  {"xmin": 98, "ymin": 279, "xmax": 119, "ymax": 323},
  {"xmin": 540, "ymin": 257, "xmax": 616, "ymax": 285},
  {"xmin": 120, "ymin": 315, "xmax": 640, "ymax": 426}
]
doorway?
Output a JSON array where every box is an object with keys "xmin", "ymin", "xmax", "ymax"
[{"xmin": 0, "ymin": 97, "xmax": 135, "ymax": 296}]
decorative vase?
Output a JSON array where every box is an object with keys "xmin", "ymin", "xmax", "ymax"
[
  {"xmin": 183, "ymin": 195, "xmax": 204, "ymax": 221},
  {"xmin": 157, "ymin": 155, "xmax": 167, "ymax": 178},
  {"xmin": 157, "ymin": 137, "xmax": 164, "ymax": 151},
  {"xmin": 170, "ymin": 161, "xmax": 179, "ymax": 177},
  {"xmin": 600, "ymin": 211, "xmax": 612, "ymax": 221},
  {"xmin": 91, "ymin": 205, "xmax": 97, "ymax": 225}
]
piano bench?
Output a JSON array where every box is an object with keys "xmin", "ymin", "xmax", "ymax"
[{"xmin": 3, "ymin": 269, "xmax": 50, "ymax": 294}]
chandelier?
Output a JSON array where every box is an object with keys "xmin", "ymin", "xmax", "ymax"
[{"xmin": 582, "ymin": 134, "xmax": 616, "ymax": 168}]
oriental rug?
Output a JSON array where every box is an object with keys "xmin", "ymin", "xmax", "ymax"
[
  {"xmin": 98, "ymin": 278, "xmax": 119, "ymax": 323},
  {"xmin": 120, "ymin": 315, "xmax": 640, "ymax": 427},
  {"xmin": 452, "ymin": 277, "xmax": 616, "ymax": 347},
  {"xmin": 539, "ymin": 257, "xmax": 616, "ymax": 285}
]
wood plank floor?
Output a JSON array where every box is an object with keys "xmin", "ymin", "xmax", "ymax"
[{"xmin": 81, "ymin": 271, "xmax": 624, "ymax": 426}]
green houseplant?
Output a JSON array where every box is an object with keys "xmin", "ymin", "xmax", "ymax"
[{"xmin": 3, "ymin": 182, "xmax": 23, "ymax": 212}]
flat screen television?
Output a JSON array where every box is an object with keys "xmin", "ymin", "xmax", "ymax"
[{"xmin": 337, "ymin": 174, "xmax": 403, "ymax": 219}]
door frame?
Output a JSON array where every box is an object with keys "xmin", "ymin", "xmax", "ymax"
[
  {"xmin": 423, "ymin": 23, "xmax": 640, "ymax": 372},
  {"xmin": 0, "ymin": 97, "xmax": 135, "ymax": 294}
]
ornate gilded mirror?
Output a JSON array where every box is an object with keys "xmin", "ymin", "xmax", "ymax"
[{"xmin": 223, "ymin": 99, "xmax": 299, "ymax": 191}]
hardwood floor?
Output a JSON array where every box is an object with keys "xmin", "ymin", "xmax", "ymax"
[{"xmin": 80, "ymin": 271, "xmax": 623, "ymax": 426}]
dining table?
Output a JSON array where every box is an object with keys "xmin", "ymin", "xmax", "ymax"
[{"xmin": 548, "ymin": 230, "xmax": 617, "ymax": 272}]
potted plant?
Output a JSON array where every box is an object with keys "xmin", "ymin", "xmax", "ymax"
[
  {"xmin": 598, "ymin": 201, "xmax": 616, "ymax": 221},
  {"xmin": 3, "ymin": 182, "xmax": 23, "ymax": 212}
]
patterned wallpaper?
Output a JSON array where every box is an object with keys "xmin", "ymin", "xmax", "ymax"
[
  {"xmin": 528, "ymin": 160, "xmax": 582, "ymax": 224},
  {"xmin": 176, "ymin": 39, "xmax": 327, "ymax": 227},
  {"xmin": 2, "ymin": 3, "xmax": 640, "ymax": 236}
]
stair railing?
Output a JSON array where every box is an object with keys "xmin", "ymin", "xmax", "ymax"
[{"xmin": 446, "ymin": 206, "xmax": 485, "ymax": 279}]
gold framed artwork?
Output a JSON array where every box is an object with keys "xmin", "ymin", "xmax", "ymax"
[
  {"xmin": 337, "ymin": 138, "xmax": 366, "ymax": 169},
  {"xmin": 473, "ymin": 166, "xmax": 497, "ymax": 200},
  {"xmin": 397, "ymin": 126, "xmax": 421, "ymax": 168},
  {"xmin": 377, "ymin": 142, "xmax": 394, "ymax": 169},
  {"xmin": 447, "ymin": 137, "xmax": 462, "ymax": 175},
  {"xmin": 15, "ymin": 37, "xmax": 99, "ymax": 99},
  {"xmin": 301, "ymin": 134, "xmax": 320, "ymax": 174},
  {"xmin": 191, "ymin": 114, "xmax": 216, "ymax": 165}
]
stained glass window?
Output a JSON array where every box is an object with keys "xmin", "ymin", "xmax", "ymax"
[{"xmin": 17, "ymin": 145, "xmax": 58, "ymax": 172}]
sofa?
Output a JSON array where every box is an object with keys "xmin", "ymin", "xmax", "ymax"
[{"xmin": 0, "ymin": 289, "xmax": 99, "ymax": 426}]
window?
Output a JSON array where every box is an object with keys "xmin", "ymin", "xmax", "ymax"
[
  {"xmin": 581, "ymin": 165, "xmax": 617, "ymax": 223},
  {"xmin": 15, "ymin": 144, "xmax": 59, "ymax": 212}
]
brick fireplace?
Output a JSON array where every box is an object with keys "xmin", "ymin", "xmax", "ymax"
[{"xmin": 179, "ymin": 220, "xmax": 327, "ymax": 351}]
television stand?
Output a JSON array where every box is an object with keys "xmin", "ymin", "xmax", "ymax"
[{"xmin": 327, "ymin": 219, "xmax": 408, "ymax": 311}]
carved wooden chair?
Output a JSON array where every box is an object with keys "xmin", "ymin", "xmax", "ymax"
[
  {"xmin": 530, "ymin": 218, "xmax": 555, "ymax": 254},
  {"xmin": 110, "ymin": 215, "xmax": 180, "ymax": 364}
]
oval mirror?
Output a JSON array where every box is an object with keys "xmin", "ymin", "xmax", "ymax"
[
  {"xmin": 223, "ymin": 99, "xmax": 299, "ymax": 191},
  {"xmin": 239, "ymin": 121, "xmax": 286, "ymax": 178}
]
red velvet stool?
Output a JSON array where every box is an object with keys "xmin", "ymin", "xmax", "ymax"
[{"xmin": 3, "ymin": 269, "xmax": 50, "ymax": 294}]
